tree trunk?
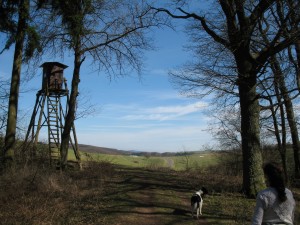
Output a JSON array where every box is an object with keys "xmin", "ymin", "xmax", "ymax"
[
  {"xmin": 59, "ymin": 51, "xmax": 82, "ymax": 169},
  {"xmin": 271, "ymin": 56, "xmax": 300, "ymax": 178},
  {"xmin": 276, "ymin": 86, "xmax": 288, "ymax": 182},
  {"xmin": 3, "ymin": 0, "xmax": 28, "ymax": 163},
  {"xmin": 237, "ymin": 57, "xmax": 265, "ymax": 197},
  {"xmin": 295, "ymin": 41, "xmax": 300, "ymax": 90},
  {"xmin": 270, "ymin": 85, "xmax": 288, "ymax": 181}
]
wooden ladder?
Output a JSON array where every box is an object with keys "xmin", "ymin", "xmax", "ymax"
[{"xmin": 47, "ymin": 95, "xmax": 60, "ymax": 163}]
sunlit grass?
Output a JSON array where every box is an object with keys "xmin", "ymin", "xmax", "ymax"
[
  {"xmin": 75, "ymin": 151, "xmax": 220, "ymax": 171},
  {"xmin": 171, "ymin": 153, "xmax": 220, "ymax": 170},
  {"xmin": 79, "ymin": 152, "xmax": 166, "ymax": 168}
]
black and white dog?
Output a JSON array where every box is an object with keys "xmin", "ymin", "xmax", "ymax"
[{"xmin": 191, "ymin": 187, "xmax": 208, "ymax": 219}]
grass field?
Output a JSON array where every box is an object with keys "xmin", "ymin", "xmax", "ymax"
[{"xmin": 79, "ymin": 151, "xmax": 220, "ymax": 171}]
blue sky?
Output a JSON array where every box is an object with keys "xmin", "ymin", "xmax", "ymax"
[{"xmin": 0, "ymin": 21, "xmax": 215, "ymax": 153}]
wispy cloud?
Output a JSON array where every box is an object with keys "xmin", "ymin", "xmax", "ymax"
[
  {"xmin": 77, "ymin": 124, "xmax": 213, "ymax": 152},
  {"xmin": 138, "ymin": 90, "xmax": 185, "ymax": 101},
  {"xmin": 149, "ymin": 68, "xmax": 168, "ymax": 76},
  {"xmin": 103, "ymin": 101, "xmax": 207, "ymax": 121}
]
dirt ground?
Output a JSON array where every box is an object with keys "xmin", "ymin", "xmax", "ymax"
[
  {"xmin": 1, "ymin": 163, "xmax": 298, "ymax": 225},
  {"xmin": 95, "ymin": 167, "xmax": 210, "ymax": 225}
]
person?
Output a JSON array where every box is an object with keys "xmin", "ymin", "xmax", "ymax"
[{"xmin": 251, "ymin": 162, "xmax": 296, "ymax": 225}]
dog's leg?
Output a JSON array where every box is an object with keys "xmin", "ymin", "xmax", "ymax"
[
  {"xmin": 199, "ymin": 201, "xmax": 203, "ymax": 215},
  {"xmin": 191, "ymin": 204, "xmax": 195, "ymax": 218}
]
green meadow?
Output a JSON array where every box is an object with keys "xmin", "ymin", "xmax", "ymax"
[{"xmin": 78, "ymin": 151, "xmax": 220, "ymax": 171}]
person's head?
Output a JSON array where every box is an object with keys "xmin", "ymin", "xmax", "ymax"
[{"xmin": 263, "ymin": 162, "xmax": 287, "ymax": 202}]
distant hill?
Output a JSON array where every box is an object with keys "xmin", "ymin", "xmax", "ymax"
[
  {"xmin": 78, "ymin": 144, "xmax": 132, "ymax": 155},
  {"xmin": 78, "ymin": 144, "xmax": 208, "ymax": 157},
  {"xmin": 78, "ymin": 144, "xmax": 171, "ymax": 156}
]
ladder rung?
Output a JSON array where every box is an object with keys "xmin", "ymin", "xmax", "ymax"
[
  {"xmin": 50, "ymin": 138, "xmax": 58, "ymax": 140},
  {"xmin": 50, "ymin": 129, "xmax": 58, "ymax": 132},
  {"xmin": 50, "ymin": 129, "xmax": 59, "ymax": 132},
  {"xmin": 50, "ymin": 143, "xmax": 59, "ymax": 150},
  {"xmin": 50, "ymin": 138, "xmax": 59, "ymax": 141},
  {"xmin": 50, "ymin": 139, "xmax": 59, "ymax": 142}
]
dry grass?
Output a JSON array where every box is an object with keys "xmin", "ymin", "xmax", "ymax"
[
  {"xmin": 0, "ymin": 161, "xmax": 115, "ymax": 225},
  {"xmin": 178, "ymin": 162, "xmax": 243, "ymax": 193},
  {"xmin": 0, "ymin": 151, "xmax": 298, "ymax": 225}
]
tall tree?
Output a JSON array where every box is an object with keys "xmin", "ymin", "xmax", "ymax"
[
  {"xmin": 280, "ymin": 0, "xmax": 300, "ymax": 176},
  {"xmin": 258, "ymin": 0, "xmax": 300, "ymax": 177},
  {"xmin": 3, "ymin": 0, "xmax": 29, "ymax": 162},
  {"xmin": 259, "ymin": 66, "xmax": 289, "ymax": 181},
  {"xmin": 38, "ymin": 0, "xmax": 161, "ymax": 168},
  {"xmin": 1, "ymin": 0, "xmax": 41, "ymax": 164},
  {"xmin": 154, "ymin": 1, "xmax": 300, "ymax": 197},
  {"xmin": 270, "ymin": 55, "xmax": 300, "ymax": 177}
]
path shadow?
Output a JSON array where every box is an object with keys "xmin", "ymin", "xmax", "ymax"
[{"xmin": 172, "ymin": 208, "xmax": 190, "ymax": 216}]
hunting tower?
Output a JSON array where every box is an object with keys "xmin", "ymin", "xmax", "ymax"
[{"xmin": 24, "ymin": 62, "xmax": 81, "ymax": 167}]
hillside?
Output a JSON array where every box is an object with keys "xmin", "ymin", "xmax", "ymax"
[
  {"xmin": 78, "ymin": 144, "xmax": 207, "ymax": 157},
  {"xmin": 78, "ymin": 144, "xmax": 133, "ymax": 155}
]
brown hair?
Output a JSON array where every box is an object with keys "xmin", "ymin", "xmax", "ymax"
[{"xmin": 263, "ymin": 162, "xmax": 287, "ymax": 202}]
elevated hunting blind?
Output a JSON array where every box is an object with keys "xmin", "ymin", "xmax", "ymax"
[
  {"xmin": 41, "ymin": 62, "xmax": 68, "ymax": 94},
  {"xmin": 24, "ymin": 62, "xmax": 81, "ymax": 168}
]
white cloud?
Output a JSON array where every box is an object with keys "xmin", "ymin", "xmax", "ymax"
[
  {"xmin": 146, "ymin": 102, "xmax": 206, "ymax": 114},
  {"xmin": 102, "ymin": 101, "xmax": 207, "ymax": 122},
  {"xmin": 138, "ymin": 90, "xmax": 185, "ymax": 101},
  {"xmin": 75, "ymin": 99, "xmax": 213, "ymax": 152}
]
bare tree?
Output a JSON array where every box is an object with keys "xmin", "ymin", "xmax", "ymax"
[
  {"xmin": 259, "ymin": 64, "xmax": 289, "ymax": 181},
  {"xmin": 208, "ymin": 106, "xmax": 242, "ymax": 150},
  {"xmin": 37, "ymin": 0, "xmax": 163, "ymax": 168},
  {"xmin": 153, "ymin": 1, "xmax": 300, "ymax": 197},
  {"xmin": 270, "ymin": 55, "xmax": 300, "ymax": 177},
  {"xmin": 257, "ymin": 0, "xmax": 300, "ymax": 177}
]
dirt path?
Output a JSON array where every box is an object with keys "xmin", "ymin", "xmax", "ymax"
[
  {"xmin": 164, "ymin": 158, "xmax": 174, "ymax": 169},
  {"xmin": 97, "ymin": 167, "xmax": 210, "ymax": 225}
]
